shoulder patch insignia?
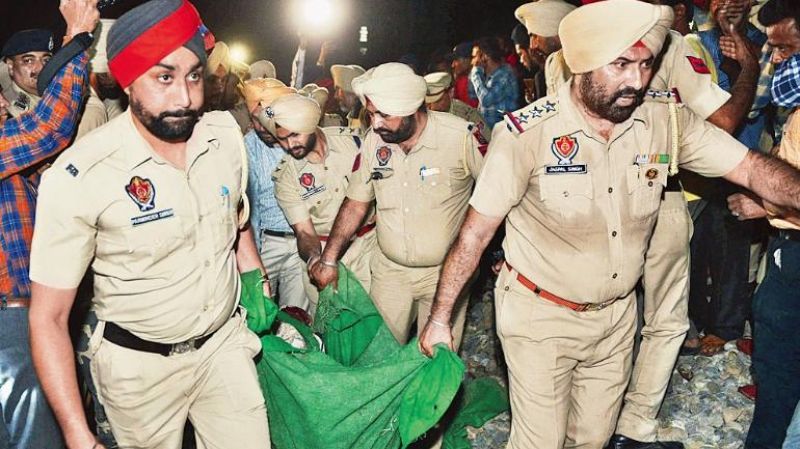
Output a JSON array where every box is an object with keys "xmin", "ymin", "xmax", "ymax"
[
  {"xmin": 644, "ymin": 88, "xmax": 682, "ymax": 104},
  {"xmin": 686, "ymin": 56, "xmax": 710, "ymax": 74},
  {"xmin": 504, "ymin": 98, "xmax": 559, "ymax": 135},
  {"xmin": 65, "ymin": 164, "xmax": 79, "ymax": 177}
]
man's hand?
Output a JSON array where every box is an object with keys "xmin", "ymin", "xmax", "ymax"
[
  {"xmin": 309, "ymin": 261, "xmax": 338, "ymax": 292},
  {"xmin": 727, "ymin": 192, "xmax": 768, "ymax": 220},
  {"xmin": 60, "ymin": 0, "xmax": 100, "ymax": 41},
  {"xmin": 418, "ymin": 318, "xmax": 454, "ymax": 357},
  {"xmin": 719, "ymin": 22, "xmax": 760, "ymax": 70}
]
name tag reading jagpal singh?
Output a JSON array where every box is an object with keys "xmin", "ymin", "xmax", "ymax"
[
  {"xmin": 131, "ymin": 209, "xmax": 175, "ymax": 226},
  {"xmin": 545, "ymin": 164, "xmax": 587, "ymax": 174}
]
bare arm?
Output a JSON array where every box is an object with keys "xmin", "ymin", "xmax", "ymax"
[
  {"xmin": 235, "ymin": 226, "xmax": 271, "ymax": 296},
  {"xmin": 419, "ymin": 207, "xmax": 504, "ymax": 356},
  {"xmin": 706, "ymin": 24, "xmax": 760, "ymax": 134},
  {"xmin": 309, "ymin": 197, "xmax": 370, "ymax": 290},
  {"xmin": 29, "ymin": 282, "xmax": 100, "ymax": 449},
  {"xmin": 725, "ymin": 151, "xmax": 800, "ymax": 211},
  {"xmin": 290, "ymin": 218, "xmax": 323, "ymax": 263}
]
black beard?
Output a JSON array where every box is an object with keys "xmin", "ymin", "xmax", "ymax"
[
  {"xmin": 130, "ymin": 97, "xmax": 199, "ymax": 143},
  {"xmin": 579, "ymin": 73, "xmax": 645, "ymax": 124},
  {"xmin": 287, "ymin": 132, "xmax": 318, "ymax": 160},
  {"xmin": 375, "ymin": 116, "xmax": 416, "ymax": 144}
]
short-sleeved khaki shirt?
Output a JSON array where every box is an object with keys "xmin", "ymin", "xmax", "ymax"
[
  {"xmin": 472, "ymin": 83, "xmax": 748, "ymax": 303},
  {"xmin": 30, "ymin": 110, "xmax": 247, "ymax": 343},
  {"xmin": 546, "ymin": 30, "xmax": 730, "ymax": 120},
  {"xmin": 347, "ymin": 111, "xmax": 486, "ymax": 267},
  {"xmin": 273, "ymin": 126, "xmax": 364, "ymax": 235}
]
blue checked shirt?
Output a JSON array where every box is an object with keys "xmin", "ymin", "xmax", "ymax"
[
  {"xmin": 244, "ymin": 130, "xmax": 293, "ymax": 251},
  {"xmin": 469, "ymin": 63, "xmax": 520, "ymax": 130},
  {"xmin": 771, "ymin": 53, "xmax": 800, "ymax": 109}
]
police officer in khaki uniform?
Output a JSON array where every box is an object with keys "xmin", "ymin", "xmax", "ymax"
[
  {"xmin": 27, "ymin": 2, "xmax": 271, "ymax": 448},
  {"xmin": 310, "ymin": 62, "xmax": 486, "ymax": 347},
  {"xmin": 541, "ymin": 2, "xmax": 759, "ymax": 447},
  {"xmin": 419, "ymin": 1, "xmax": 800, "ymax": 448},
  {"xmin": 267, "ymin": 94, "xmax": 377, "ymax": 310},
  {"xmin": 331, "ymin": 64, "xmax": 368, "ymax": 133},
  {"xmin": 1, "ymin": 29, "xmax": 54, "ymax": 117},
  {"xmin": 424, "ymin": 71, "xmax": 490, "ymax": 147}
]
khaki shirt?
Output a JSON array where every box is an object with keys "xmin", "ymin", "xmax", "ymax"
[
  {"xmin": 347, "ymin": 111, "xmax": 486, "ymax": 267},
  {"xmin": 473, "ymin": 83, "xmax": 748, "ymax": 303},
  {"xmin": 545, "ymin": 30, "xmax": 730, "ymax": 120},
  {"xmin": 273, "ymin": 126, "xmax": 365, "ymax": 235},
  {"xmin": 30, "ymin": 110, "xmax": 247, "ymax": 343},
  {"xmin": 768, "ymin": 111, "xmax": 800, "ymax": 230},
  {"xmin": 74, "ymin": 88, "xmax": 124, "ymax": 140},
  {"xmin": 449, "ymin": 98, "xmax": 491, "ymax": 144},
  {"xmin": 7, "ymin": 81, "xmax": 41, "ymax": 118}
]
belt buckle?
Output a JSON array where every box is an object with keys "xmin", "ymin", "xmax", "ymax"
[
  {"xmin": 169, "ymin": 338, "xmax": 197, "ymax": 356},
  {"xmin": 582, "ymin": 301, "xmax": 611, "ymax": 312}
]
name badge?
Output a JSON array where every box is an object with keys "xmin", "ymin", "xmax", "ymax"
[{"xmin": 545, "ymin": 164, "xmax": 587, "ymax": 175}]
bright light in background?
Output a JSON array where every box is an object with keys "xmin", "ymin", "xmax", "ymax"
[
  {"xmin": 359, "ymin": 25, "xmax": 368, "ymax": 43},
  {"xmin": 291, "ymin": 0, "xmax": 347, "ymax": 38},
  {"xmin": 229, "ymin": 43, "xmax": 249, "ymax": 63}
]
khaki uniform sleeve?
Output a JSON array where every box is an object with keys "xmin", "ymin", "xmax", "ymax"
[
  {"xmin": 273, "ymin": 159, "xmax": 311, "ymax": 226},
  {"xmin": 678, "ymin": 107, "xmax": 749, "ymax": 177},
  {"xmin": 469, "ymin": 127, "xmax": 536, "ymax": 218},
  {"xmin": 668, "ymin": 35, "xmax": 730, "ymax": 120},
  {"xmin": 545, "ymin": 51, "xmax": 570, "ymax": 96},
  {"xmin": 29, "ymin": 168, "xmax": 97, "ymax": 289},
  {"xmin": 345, "ymin": 138, "xmax": 376, "ymax": 203}
]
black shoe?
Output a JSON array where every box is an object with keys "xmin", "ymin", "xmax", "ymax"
[{"xmin": 605, "ymin": 434, "xmax": 684, "ymax": 449}]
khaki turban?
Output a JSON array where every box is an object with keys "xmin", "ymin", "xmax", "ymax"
[
  {"xmin": 240, "ymin": 77, "xmax": 296, "ymax": 113},
  {"xmin": 89, "ymin": 19, "xmax": 115, "ymax": 73},
  {"xmin": 352, "ymin": 63, "xmax": 427, "ymax": 117},
  {"xmin": 258, "ymin": 93, "xmax": 321, "ymax": 135},
  {"xmin": 207, "ymin": 41, "xmax": 231, "ymax": 75},
  {"xmin": 424, "ymin": 72, "xmax": 453, "ymax": 104},
  {"xmin": 330, "ymin": 64, "xmax": 365, "ymax": 93},
  {"xmin": 249, "ymin": 59, "xmax": 276, "ymax": 79},
  {"xmin": 559, "ymin": 0, "xmax": 673, "ymax": 74},
  {"xmin": 300, "ymin": 83, "xmax": 330, "ymax": 108},
  {"xmin": 515, "ymin": 0, "xmax": 576, "ymax": 38}
]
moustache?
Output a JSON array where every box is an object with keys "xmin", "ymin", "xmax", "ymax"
[
  {"xmin": 157, "ymin": 109, "xmax": 199, "ymax": 120},
  {"xmin": 290, "ymin": 145, "xmax": 307, "ymax": 152},
  {"xmin": 612, "ymin": 88, "xmax": 645, "ymax": 103}
]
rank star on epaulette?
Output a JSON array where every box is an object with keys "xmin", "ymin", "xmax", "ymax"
[
  {"xmin": 504, "ymin": 99, "xmax": 559, "ymax": 135},
  {"xmin": 645, "ymin": 88, "xmax": 682, "ymax": 104}
]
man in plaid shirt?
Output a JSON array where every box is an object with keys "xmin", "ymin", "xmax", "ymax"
[{"xmin": 0, "ymin": 0, "xmax": 98, "ymax": 447}]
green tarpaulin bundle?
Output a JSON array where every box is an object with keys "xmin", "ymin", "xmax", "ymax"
[{"xmin": 253, "ymin": 265, "xmax": 466, "ymax": 449}]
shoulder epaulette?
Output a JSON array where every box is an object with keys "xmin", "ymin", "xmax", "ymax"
[
  {"xmin": 202, "ymin": 110, "xmax": 239, "ymax": 128},
  {"xmin": 323, "ymin": 126, "xmax": 363, "ymax": 148},
  {"xmin": 504, "ymin": 97, "xmax": 559, "ymax": 135},
  {"xmin": 644, "ymin": 88, "xmax": 683, "ymax": 104}
]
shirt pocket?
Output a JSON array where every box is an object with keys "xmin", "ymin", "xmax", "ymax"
[
  {"xmin": 537, "ymin": 173, "xmax": 595, "ymax": 228},
  {"xmin": 626, "ymin": 163, "xmax": 668, "ymax": 223},
  {"xmin": 124, "ymin": 214, "xmax": 185, "ymax": 273},
  {"xmin": 418, "ymin": 171, "xmax": 452, "ymax": 209},
  {"xmin": 374, "ymin": 175, "xmax": 401, "ymax": 211}
]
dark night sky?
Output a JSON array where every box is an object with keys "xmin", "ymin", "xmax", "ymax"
[{"xmin": 1, "ymin": 0, "xmax": 530, "ymax": 82}]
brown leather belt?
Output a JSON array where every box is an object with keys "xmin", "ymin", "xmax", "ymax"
[
  {"xmin": 319, "ymin": 222, "xmax": 376, "ymax": 242},
  {"xmin": 1, "ymin": 296, "xmax": 31, "ymax": 310},
  {"xmin": 505, "ymin": 263, "xmax": 618, "ymax": 312}
]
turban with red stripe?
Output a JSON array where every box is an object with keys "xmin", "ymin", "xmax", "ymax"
[{"xmin": 107, "ymin": 0, "xmax": 214, "ymax": 89}]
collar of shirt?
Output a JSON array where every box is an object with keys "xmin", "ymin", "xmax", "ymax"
[{"xmin": 123, "ymin": 110, "xmax": 219, "ymax": 171}]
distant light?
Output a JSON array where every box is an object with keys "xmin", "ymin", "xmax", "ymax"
[
  {"xmin": 359, "ymin": 25, "xmax": 368, "ymax": 43},
  {"xmin": 229, "ymin": 44, "xmax": 249, "ymax": 64},
  {"xmin": 304, "ymin": 0, "xmax": 333, "ymax": 27}
]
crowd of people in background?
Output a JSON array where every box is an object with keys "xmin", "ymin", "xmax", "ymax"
[{"xmin": 2, "ymin": 0, "xmax": 800, "ymax": 448}]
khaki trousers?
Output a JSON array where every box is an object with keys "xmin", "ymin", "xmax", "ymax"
[
  {"xmin": 304, "ymin": 230, "xmax": 378, "ymax": 315},
  {"xmin": 369, "ymin": 250, "xmax": 469, "ymax": 347},
  {"xmin": 616, "ymin": 190, "xmax": 691, "ymax": 441},
  {"xmin": 496, "ymin": 267, "xmax": 636, "ymax": 449},
  {"xmin": 259, "ymin": 233, "xmax": 308, "ymax": 310},
  {"xmin": 89, "ymin": 313, "xmax": 270, "ymax": 449}
]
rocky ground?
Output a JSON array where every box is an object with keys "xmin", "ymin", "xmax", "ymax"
[{"xmin": 459, "ymin": 282, "xmax": 755, "ymax": 449}]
